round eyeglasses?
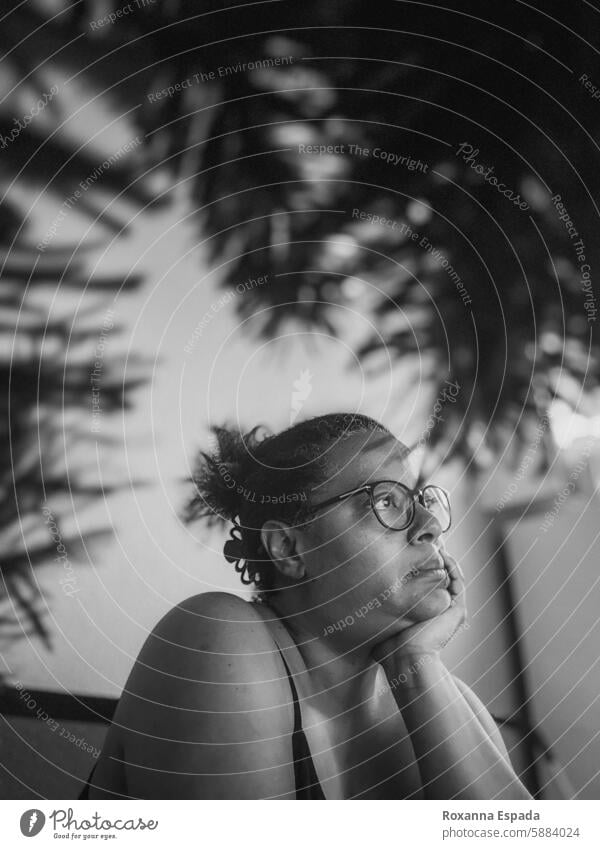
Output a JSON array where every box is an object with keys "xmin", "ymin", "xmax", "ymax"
[{"xmin": 302, "ymin": 479, "xmax": 451, "ymax": 533}]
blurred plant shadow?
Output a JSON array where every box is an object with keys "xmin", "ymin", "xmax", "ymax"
[{"xmin": 1, "ymin": 0, "xmax": 600, "ymax": 675}]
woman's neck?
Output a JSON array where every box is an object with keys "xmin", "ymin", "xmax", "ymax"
[{"xmin": 264, "ymin": 593, "xmax": 381, "ymax": 708}]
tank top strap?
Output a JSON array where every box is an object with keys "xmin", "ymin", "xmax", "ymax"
[
  {"xmin": 251, "ymin": 601, "xmax": 342, "ymax": 798},
  {"xmin": 276, "ymin": 646, "xmax": 326, "ymax": 799},
  {"xmin": 250, "ymin": 602, "xmax": 315, "ymax": 697},
  {"xmin": 78, "ymin": 761, "xmax": 97, "ymax": 799}
]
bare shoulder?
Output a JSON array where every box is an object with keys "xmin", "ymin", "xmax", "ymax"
[
  {"xmin": 151, "ymin": 591, "xmax": 277, "ymax": 656},
  {"xmin": 163, "ymin": 589, "xmax": 268, "ymax": 623},
  {"xmin": 111, "ymin": 592, "xmax": 296, "ymax": 799},
  {"xmin": 121, "ymin": 591, "xmax": 289, "ymax": 701}
]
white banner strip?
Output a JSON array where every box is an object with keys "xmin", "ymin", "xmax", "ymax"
[{"xmin": 1, "ymin": 799, "xmax": 597, "ymax": 848}]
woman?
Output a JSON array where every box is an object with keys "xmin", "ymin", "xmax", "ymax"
[{"xmin": 79, "ymin": 412, "xmax": 532, "ymax": 800}]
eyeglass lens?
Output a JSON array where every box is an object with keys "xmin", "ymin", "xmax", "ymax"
[{"xmin": 372, "ymin": 482, "xmax": 451, "ymax": 530}]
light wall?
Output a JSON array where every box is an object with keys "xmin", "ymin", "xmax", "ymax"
[{"xmin": 6, "ymin": 182, "xmax": 597, "ymax": 800}]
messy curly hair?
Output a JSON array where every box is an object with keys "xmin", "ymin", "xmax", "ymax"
[{"xmin": 182, "ymin": 412, "xmax": 391, "ymax": 599}]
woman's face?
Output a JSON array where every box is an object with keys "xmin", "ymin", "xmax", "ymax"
[{"xmin": 296, "ymin": 430, "xmax": 451, "ymax": 641}]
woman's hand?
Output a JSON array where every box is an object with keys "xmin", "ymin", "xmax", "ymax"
[{"xmin": 371, "ymin": 547, "xmax": 468, "ymax": 668}]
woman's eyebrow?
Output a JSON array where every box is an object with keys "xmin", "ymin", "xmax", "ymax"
[{"xmin": 366, "ymin": 473, "xmax": 417, "ymax": 487}]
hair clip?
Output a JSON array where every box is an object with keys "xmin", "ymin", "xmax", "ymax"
[{"xmin": 223, "ymin": 520, "xmax": 256, "ymax": 586}]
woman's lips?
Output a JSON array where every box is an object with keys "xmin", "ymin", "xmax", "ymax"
[
  {"xmin": 411, "ymin": 557, "xmax": 449, "ymax": 585},
  {"xmin": 418, "ymin": 567, "xmax": 449, "ymax": 583},
  {"xmin": 414, "ymin": 554, "xmax": 444, "ymax": 572}
]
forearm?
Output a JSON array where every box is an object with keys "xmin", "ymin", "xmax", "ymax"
[{"xmin": 383, "ymin": 653, "xmax": 532, "ymax": 800}]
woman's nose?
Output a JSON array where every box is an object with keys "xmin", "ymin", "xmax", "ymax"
[{"xmin": 407, "ymin": 501, "xmax": 443, "ymax": 544}]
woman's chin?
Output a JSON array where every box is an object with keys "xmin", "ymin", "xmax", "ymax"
[{"xmin": 413, "ymin": 589, "xmax": 451, "ymax": 617}]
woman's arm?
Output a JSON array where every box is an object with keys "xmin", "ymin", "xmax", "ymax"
[
  {"xmin": 373, "ymin": 547, "xmax": 532, "ymax": 800},
  {"xmin": 112, "ymin": 592, "xmax": 297, "ymax": 799},
  {"xmin": 451, "ymin": 674, "xmax": 514, "ymax": 768},
  {"xmin": 382, "ymin": 651, "xmax": 532, "ymax": 800}
]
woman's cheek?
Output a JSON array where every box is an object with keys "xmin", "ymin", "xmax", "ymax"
[
  {"xmin": 349, "ymin": 567, "xmax": 403, "ymax": 614},
  {"xmin": 352, "ymin": 593, "xmax": 384, "ymax": 622}
]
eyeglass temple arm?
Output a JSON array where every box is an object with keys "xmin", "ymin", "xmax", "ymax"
[{"xmin": 311, "ymin": 483, "xmax": 372, "ymax": 511}]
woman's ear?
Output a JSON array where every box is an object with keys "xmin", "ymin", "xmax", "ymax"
[{"xmin": 260, "ymin": 520, "xmax": 306, "ymax": 581}]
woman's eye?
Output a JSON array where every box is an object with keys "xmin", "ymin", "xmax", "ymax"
[{"xmin": 375, "ymin": 494, "xmax": 393, "ymax": 509}]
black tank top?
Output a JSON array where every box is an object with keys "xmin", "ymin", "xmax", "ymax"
[{"xmin": 77, "ymin": 646, "xmax": 325, "ymax": 800}]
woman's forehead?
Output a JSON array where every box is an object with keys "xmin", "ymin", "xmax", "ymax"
[{"xmin": 311, "ymin": 431, "xmax": 417, "ymax": 496}]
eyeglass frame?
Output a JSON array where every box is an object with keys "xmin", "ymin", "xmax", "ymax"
[{"xmin": 299, "ymin": 479, "xmax": 452, "ymax": 533}]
